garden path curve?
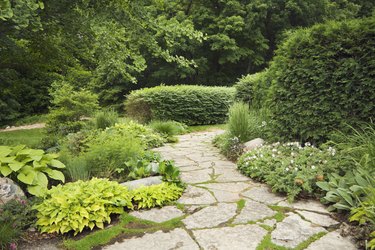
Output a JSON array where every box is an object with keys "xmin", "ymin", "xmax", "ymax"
[{"xmin": 105, "ymin": 130, "xmax": 358, "ymax": 250}]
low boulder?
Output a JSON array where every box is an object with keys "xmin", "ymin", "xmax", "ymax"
[
  {"xmin": 0, "ymin": 177, "xmax": 25, "ymax": 205},
  {"xmin": 243, "ymin": 138, "xmax": 264, "ymax": 152},
  {"xmin": 120, "ymin": 176, "xmax": 163, "ymax": 190}
]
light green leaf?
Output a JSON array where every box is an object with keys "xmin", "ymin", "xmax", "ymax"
[
  {"xmin": 9, "ymin": 161, "xmax": 25, "ymax": 171},
  {"xmin": 0, "ymin": 165, "xmax": 12, "ymax": 176},
  {"xmin": 49, "ymin": 159, "xmax": 65, "ymax": 169},
  {"xmin": 0, "ymin": 146, "xmax": 12, "ymax": 157},
  {"xmin": 44, "ymin": 169, "xmax": 65, "ymax": 182},
  {"xmin": 35, "ymin": 172, "xmax": 48, "ymax": 187},
  {"xmin": 17, "ymin": 169, "xmax": 37, "ymax": 185},
  {"xmin": 28, "ymin": 185, "xmax": 47, "ymax": 197}
]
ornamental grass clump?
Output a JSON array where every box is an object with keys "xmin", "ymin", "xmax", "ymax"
[{"xmin": 237, "ymin": 142, "xmax": 340, "ymax": 201}]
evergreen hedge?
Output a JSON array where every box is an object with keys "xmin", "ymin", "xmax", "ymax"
[
  {"xmin": 125, "ymin": 85, "xmax": 235, "ymax": 125},
  {"xmin": 234, "ymin": 71, "xmax": 270, "ymax": 109},
  {"xmin": 268, "ymin": 17, "xmax": 375, "ymax": 143}
]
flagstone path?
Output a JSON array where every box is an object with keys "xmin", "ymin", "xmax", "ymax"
[{"xmin": 105, "ymin": 131, "xmax": 358, "ymax": 250}]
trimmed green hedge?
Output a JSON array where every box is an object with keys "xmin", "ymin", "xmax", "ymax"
[
  {"xmin": 234, "ymin": 70, "xmax": 270, "ymax": 109},
  {"xmin": 268, "ymin": 17, "xmax": 375, "ymax": 143},
  {"xmin": 125, "ymin": 85, "xmax": 235, "ymax": 125}
]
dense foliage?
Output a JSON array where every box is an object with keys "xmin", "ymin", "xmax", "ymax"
[
  {"xmin": 33, "ymin": 179, "xmax": 183, "ymax": 235},
  {"xmin": 268, "ymin": 17, "xmax": 375, "ymax": 143},
  {"xmin": 33, "ymin": 178, "xmax": 133, "ymax": 235},
  {"xmin": 125, "ymin": 85, "xmax": 235, "ymax": 125},
  {"xmin": 237, "ymin": 142, "xmax": 340, "ymax": 201},
  {"xmin": 3, "ymin": 0, "xmax": 372, "ymax": 124},
  {"xmin": 0, "ymin": 145, "xmax": 65, "ymax": 196}
]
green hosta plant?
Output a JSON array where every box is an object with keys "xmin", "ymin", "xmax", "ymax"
[
  {"xmin": 131, "ymin": 182, "xmax": 183, "ymax": 209},
  {"xmin": 33, "ymin": 178, "xmax": 133, "ymax": 235},
  {"xmin": 0, "ymin": 145, "xmax": 65, "ymax": 196},
  {"xmin": 317, "ymin": 168, "xmax": 375, "ymax": 211},
  {"xmin": 157, "ymin": 160, "xmax": 181, "ymax": 184}
]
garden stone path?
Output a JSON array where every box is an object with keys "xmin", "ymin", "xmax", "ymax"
[{"xmin": 105, "ymin": 130, "xmax": 358, "ymax": 250}]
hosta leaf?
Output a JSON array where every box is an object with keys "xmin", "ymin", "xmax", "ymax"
[
  {"xmin": 35, "ymin": 172, "xmax": 48, "ymax": 187},
  {"xmin": 0, "ymin": 156, "xmax": 16, "ymax": 164},
  {"xmin": 0, "ymin": 146, "xmax": 12, "ymax": 157},
  {"xmin": 17, "ymin": 169, "xmax": 37, "ymax": 185},
  {"xmin": 28, "ymin": 185, "xmax": 47, "ymax": 197},
  {"xmin": 44, "ymin": 169, "xmax": 65, "ymax": 182},
  {"xmin": 9, "ymin": 161, "xmax": 25, "ymax": 171},
  {"xmin": 0, "ymin": 165, "xmax": 12, "ymax": 176},
  {"xmin": 316, "ymin": 181, "xmax": 330, "ymax": 191},
  {"xmin": 49, "ymin": 159, "xmax": 65, "ymax": 169}
]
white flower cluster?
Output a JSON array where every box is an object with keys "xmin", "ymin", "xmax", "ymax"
[{"xmin": 327, "ymin": 146, "xmax": 336, "ymax": 156}]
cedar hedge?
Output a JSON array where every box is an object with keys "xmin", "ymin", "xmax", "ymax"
[
  {"xmin": 125, "ymin": 85, "xmax": 235, "ymax": 125},
  {"xmin": 268, "ymin": 17, "xmax": 375, "ymax": 143}
]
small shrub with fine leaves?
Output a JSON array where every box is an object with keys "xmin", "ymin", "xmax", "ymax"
[{"xmin": 93, "ymin": 109, "xmax": 119, "ymax": 130}]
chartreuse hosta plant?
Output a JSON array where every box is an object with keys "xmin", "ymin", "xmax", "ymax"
[
  {"xmin": 33, "ymin": 179, "xmax": 183, "ymax": 235},
  {"xmin": 33, "ymin": 178, "xmax": 133, "ymax": 235},
  {"xmin": 0, "ymin": 145, "xmax": 65, "ymax": 196}
]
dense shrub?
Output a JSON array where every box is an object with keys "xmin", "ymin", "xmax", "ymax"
[
  {"xmin": 85, "ymin": 132, "xmax": 145, "ymax": 179},
  {"xmin": 33, "ymin": 178, "xmax": 133, "ymax": 235},
  {"xmin": 237, "ymin": 142, "xmax": 340, "ymax": 201},
  {"xmin": 268, "ymin": 17, "xmax": 375, "ymax": 143},
  {"xmin": 234, "ymin": 71, "xmax": 270, "ymax": 108},
  {"xmin": 125, "ymin": 85, "xmax": 235, "ymax": 125},
  {"xmin": 149, "ymin": 120, "xmax": 187, "ymax": 142},
  {"xmin": 93, "ymin": 109, "xmax": 119, "ymax": 130},
  {"xmin": 46, "ymin": 81, "xmax": 99, "ymax": 136}
]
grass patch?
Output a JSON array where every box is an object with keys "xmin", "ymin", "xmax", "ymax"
[
  {"xmin": 257, "ymin": 234, "xmax": 289, "ymax": 250},
  {"xmin": 237, "ymin": 199, "xmax": 246, "ymax": 211},
  {"xmin": 63, "ymin": 213, "xmax": 184, "ymax": 250},
  {"xmin": 294, "ymin": 232, "xmax": 326, "ymax": 250},
  {"xmin": 0, "ymin": 128, "xmax": 45, "ymax": 148},
  {"xmin": 187, "ymin": 124, "xmax": 226, "ymax": 133}
]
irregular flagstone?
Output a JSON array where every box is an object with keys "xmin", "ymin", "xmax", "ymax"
[
  {"xmin": 173, "ymin": 158, "xmax": 198, "ymax": 167},
  {"xmin": 182, "ymin": 203, "xmax": 237, "ymax": 229},
  {"xmin": 178, "ymin": 165, "xmax": 204, "ymax": 172},
  {"xmin": 278, "ymin": 200, "xmax": 329, "ymax": 214},
  {"xmin": 129, "ymin": 206, "xmax": 184, "ymax": 223},
  {"xmin": 297, "ymin": 210, "xmax": 339, "ymax": 227},
  {"xmin": 198, "ymin": 182, "xmax": 251, "ymax": 193},
  {"xmin": 103, "ymin": 228, "xmax": 199, "ymax": 250},
  {"xmin": 233, "ymin": 200, "xmax": 276, "ymax": 224},
  {"xmin": 193, "ymin": 224, "xmax": 268, "ymax": 250},
  {"xmin": 241, "ymin": 186, "xmax": 286, "ymax": 204},
  {"xmin": 210, "ymin": 160, "xmax": 237, "ymax": 169},
  {"xmin": 305, "ymin": 231, "xmax": 357, "ymax": 250},
  {"xmin": 258, "ymin": 218, "xmax": 277, "ymax": 227},
  {"xmin": 215, "ymin": 168, "xmax": 250, "ymax": 182},
  {"xmin": 271, "ymin": 213, "xmax": 326, "ymax": 248},
  {"xmin": 180, "ymin": 168, "xmax": 212, "ymax": 183},
  {"xmin": 177, "ymin": 186, "xmax": 216, "ymax": 205},
  {"xmin": 207, "ymin": 189, "xmax": 241, "ymax": 202}
]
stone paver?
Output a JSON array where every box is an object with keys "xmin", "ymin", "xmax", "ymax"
[
  {"xmin": 183, "ymin": 203, "xmax": 237, "ymax": 229},
  {"xmin": 242, "ymin": 186, "xmax": 286, "ymax": 204},
  {"xmin": 130, "ymin": 206, "xmax": 184, "ymax": 223},
  {"xmin": 234, "ymin": 200, "xmax": 276, "ymax": 224},
  {"xmin": 193, "ymin": 225, "xmax": 267, "ymax": 250},
  {"xmin": 271, "ymin": 213, "xmax": 326, "ymax": 248},
  {"xmin": 305, "ymin": 231, "xmax": 357, "ymax": 250},
  {"xmin": 104, "ymin": 131, "xmax": 356, "ymax": 250},
  {"xmin": 104, "ymin": 228, "xmax": 199, "ymax": 250},
  {"xmin": 177, "ymin": 186, "xmax": 216, "ymax": 205},
  {"xmin": 297, "ymin": 210, "xmax": 339, "ymax": 227}
]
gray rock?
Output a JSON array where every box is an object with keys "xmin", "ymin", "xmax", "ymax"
[
  {"xmin": 305, "ymin": 231, "xmax": 357, "ymax": 250},
  {"xmin": 193, "ymin": 224, "xmax": 268, "ymax": 250},
  {"xmin": 180, "ymin": 168, "xmax": 212, "ymax": 183},
  {"xmin": 242, "ymin": 186, "xmax": 286, "ymax": 205},
  {"xmin": 214, "ymin": 168, "xmax": 250, "ymax": 182},
  {"xmin": 259, "ymin": 219, "xmax": 277, "ymax": 227},
  {"xmin": 234, "ymin": 200, "xmax": 276, "ymax": 224},
  {"xmin": 208, "ymin": 189, "xmax": 241, "ymax": 202},
  {"xmin": 130, "ymin": 206, "xmax": 184, "ymax": 223},
  {"xmin": 198, "ymin": 182, "xmax": 251, "ymax": 193},
  {"xmin": 0, "ymin": 177, "xmax": 25, "ymax": 205},
  {"xmin": 271, "ymin": 213, "xmax": 326, "ymax": 248},
  {"xmin": 182, "ymin": 203, "xmax": 237, "ymax": 229},
  {"xmin": 120, "ymin": 176, "xmax": 162, "ymax": 190},
  {"xmin": 244, "ymin": 138, "xmax": 265, "ymax": 152},
  {"xmin": 177, "ymin": 186, "xmax": 216, "ymax": 205},
  {"xmin": 297, "ymin": 210, "xmax": 339, "ymax": 227},
  {"xmin": 103, "ymin": 228, "xmax": 199, "ymax": 250},
  {"xmin": 278, "ymin": 200, "xmax": 329, "ymax": 214}
]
